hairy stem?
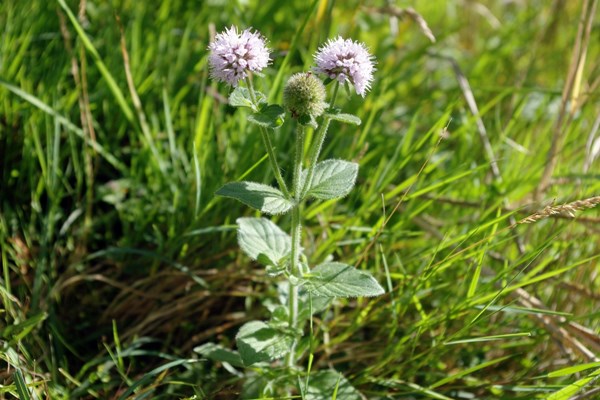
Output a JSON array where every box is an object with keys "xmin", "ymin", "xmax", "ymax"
[
  {"xmin": 300, "ymin": 81, "xmax": 340, "ymax": 197},
  {"xmin": 245, "ymin": 77, "xmax": 291, "ymax": 198},
  {"xmin": 286, "ymin": 123, "xmax": 305, "ymax": 368}
]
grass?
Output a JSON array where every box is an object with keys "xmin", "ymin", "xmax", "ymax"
[{"xmin": 1, "ymin": 0, "xmax": 599, "ymax": 398}]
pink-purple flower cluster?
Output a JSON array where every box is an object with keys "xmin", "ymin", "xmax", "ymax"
[
  {"xmin": 208, "ymin": 26, "xmax": 271, "ymax": 86},
  {"xmin": 314, "ymin": 37, "xmax": 375, "ymax": 97},
  {"xmin": 208, "ymin": 27, "xmax": 376, "ymax": 97}
]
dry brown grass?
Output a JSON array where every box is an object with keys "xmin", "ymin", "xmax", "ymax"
[{"xmin": 518, "ymin": 196, "xmax": 600, "ymax": 224}]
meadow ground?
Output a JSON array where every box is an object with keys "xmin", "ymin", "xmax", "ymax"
[{"xmin": 1, "ymin": 0, "xmax": 599, "ymax": 398}]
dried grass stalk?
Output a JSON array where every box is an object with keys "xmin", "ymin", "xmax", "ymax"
[
  {"xmin": 368, "ymin": 6, "xmax": 436, "ymax": 43},
  {"xmin": 518, "ymin": 196, "xmax": 600, "ymax": 224}
]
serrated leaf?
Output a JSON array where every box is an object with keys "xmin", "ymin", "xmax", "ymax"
[
  {"xmin": 228, "ymin": 87, "xmax": 253, "ymax": 108},
  {"xmin": 228, "ymin": 87, "xmax": 266, "ymax": 110},
  {"xmin": 304, "ymin": 370, "xmax": 363, "ymax": 400},
  {"xmin": 193, "ymin": 343, "xmax": 244, "ymax": 368},
  {"xmin": 216, "ymin": 181, "xmax": 293, "ymax": 215},
  {"xmin": 324, "ymin": 111, "xmax": 361, "ymax": 125},
  {"xmin": 303, "ymin": 262, "xmax": 384, "ymax": 298},
  {"xmin": 236, "ymin": 320, "xmax": 295, "ymax": 366},
  {"xmin": 237, "ymin": 217, "xmax": 291, "ymax": 267},
  {"xmin": 305, "ymin": 160, "xmax": 358, "ymax": 200},
  {"xmin": 247, "ymin": 104, "xmax": 285, "ymax": 129}
]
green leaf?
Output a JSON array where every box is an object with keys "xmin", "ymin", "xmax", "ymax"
[
  {"xmin": 546, "ymin": 367, "xmax": 600, "ymax": 400},
  {"xmin": 57, "ymin": 0, "xmax": 134, "ymax": 123},
  {"xmin": 241, "ymin": 373, "xmax": 270, "ymax": 399},
  {"xmin": 237, "ymin": 217, "xmax": 291, "ymax": 267},
  {"xmin": 324, "ymin": 110, "xmax": 361, "ymax": 126},
  {"xmin": 305, "ymin": 160, "xmax": 359, "ymax": 200},
  {"xmin": 117, "ymin": 359, "xmax": 193, "ymax": 400},
  {"xmin": 236, "ymin": 321, "xmax": 295, "ymax": 366},
  {"xmin": 247, "ymin": 104, "xmax": 285, "ymax": 129},
  {"xmin": 14, "ymin": 370, "xmax": 32, "ymax": 400},
  {"xmin": 1, "ymin": 312, "xmax": 47, "ymax": 342},
  {"xmin": 229, "ymin": 86, "xmax": 266, "ymax": 109},
  {"xmin": 228, "ymin": 87, "xmax": 253, "ymax": 108},
  {"xmin": 298, "ymin": 292, "xmax": 332, "ymax": 322},
  {"xmin": 303, "ymin": 262, "xmax": 384, "ymax": 298},
  {"xmin": 547, "ymin": 362, "xmax": 600, "ymax": 378},
  {"xmin": 298, "ymin": 114, "xmax": 318, "ymax": 129},
  {"xmin": 216, "ymin": 181, "xmax": 293, "ymax": 215},
  {"xmin": 193, "ymin": 343, "xmax": 244, "ymax": 368},
  {"xmin": 304, "ymin": 370, "xmax": 362, "ymax": 400}
]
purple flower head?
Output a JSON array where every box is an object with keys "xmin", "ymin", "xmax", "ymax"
[
  {"xmin": 208, "ymin": 26, "xmax": 271, "ymax": 86},
  {"xmin": 314, "ymin": 37, "xmax": 376, "ymax": 97}
]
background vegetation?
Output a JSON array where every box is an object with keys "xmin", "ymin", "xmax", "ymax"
[{"xmin": 1, "ymin": 0, "xmax": 599, "ymax": 398}]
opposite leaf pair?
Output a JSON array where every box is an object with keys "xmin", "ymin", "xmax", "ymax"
[
  {"xmin": 236, "ymin": 217, "xmax": 384, "ymax": 297},
  {"xmin": 216, "ymin": 159, "xmax": 359, "ymax": 215}
]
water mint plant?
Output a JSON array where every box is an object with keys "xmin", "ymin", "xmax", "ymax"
[{"xmin": 199, "ymin": 25, "xmax": 382, "ymax": 397}]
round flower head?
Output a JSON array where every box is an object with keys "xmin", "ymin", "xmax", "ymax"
[
  {"xmin": 283, "ymin": 72, "xmax": 327, "ymax": 119},
  {"xmin": 314, "ymin": 37, "xmax": 375, "ymax": 97},
  {"xmin": 208, "ymin": 26, "xmax": 270, "ymax": 86}
]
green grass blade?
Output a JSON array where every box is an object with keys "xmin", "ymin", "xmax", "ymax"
[
  {"xmin": 56, "ymin": 0, "xmax": 134, "ymax": 123},
  {"xmin": 546, "ymin": 367, "xmax": 600, "ymax": 400},
  {"xmin": 444, "ymin": 333, "xmax": 532, "ymax": 345},
  {"xmin": 268, "ymin": 0, "xmax": 319, "ymax": 103},
  {"xmin": 0, "ymin": 79, "xmax": 127, "ymax": 173},
  {"xmin": 13, "ymin": 370, "xmax": 32, "ymax": 400},
  {"xmin": 547, "ymin": 362, "xmax": 600, "ymax": 378},
  {"xmin": 117, "ymin": 359, "xmax": 194, "ymax": 400},
  {"xmin": 429, "ymin": 355, "xmax": 513, "ymax": 389}
]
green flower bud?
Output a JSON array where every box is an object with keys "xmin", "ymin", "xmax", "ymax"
[{"xmin": 283, "ymin": 72, "xmax": 327, "ymax": 121}]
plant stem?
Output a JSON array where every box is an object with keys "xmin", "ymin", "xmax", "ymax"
[
  {"xmin": 245, "ymin": 77, "xmax": 291, "ymax": 198},
  {"xmin": 286, "ymin": 123, "xmax": 305, "ymax": 368},
  {"xmin": 245, "ymin": 76, "xmax": 259, "ymax": 106},
  {"xmin": 330, "ymin": 80, "xmax": 340, "ymax": 107},
  {"xmin": 300, "ymin": 81, "xmax": 340, "ymax": 197}
]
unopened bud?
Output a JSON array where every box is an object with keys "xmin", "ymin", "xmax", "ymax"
[{"xmin": 283, "ymin": 72, "xmax": 327, "ymax": 121}]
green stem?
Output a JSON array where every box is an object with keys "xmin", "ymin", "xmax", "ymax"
[
  {"xmin": 286, "ymin": 123, "xmax": 305, "ymax": 368},
  {"xmin": 245, "ymin": 77, "xmax": 291, "ymax": 198},
  {"xmin": 300, "ymin": 81, "xmax": 340, "ymax": 197},
  {"xmin": 260, "ymin": 130, "xmax": 291, "ymax": 198},
  {"xmin": 244, "ymin": 76, "xmax": 259, "ymax": 108},
  {"xmin": 292, "ymin": 124, "xmax": 305, "ymax": 203},
  {"xmin": 330, "ymin": 80, "xmax": 340, "ymax": 107}
]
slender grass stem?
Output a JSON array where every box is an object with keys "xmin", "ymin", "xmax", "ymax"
[
  {"xmin": 245, "ymin": 77, "xmax": 291, "ymax": 198},
  {"xmin": 286, "ymin": 123, "xmax": 305, "ymax": 368}
]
